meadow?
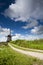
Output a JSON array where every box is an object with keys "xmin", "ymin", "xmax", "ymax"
[
  {"xmin": 0, "ymin": 44, "xmax": 43, "ymax": 65},
  {"xmin": 10, "ymin": 39, "xmax": 43, "ymax": 50}
]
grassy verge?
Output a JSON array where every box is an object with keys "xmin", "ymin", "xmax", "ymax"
[
  {"xmin": 0, "ymin": 45, "xmax": 43, "ymax": 65},
  {"xmin": 10, "ymin": 39, "xmax": 43, "ymax": 50},
  {"xmin": 10, "ymin": 43, "xmax": 43, "ymax": 53}
]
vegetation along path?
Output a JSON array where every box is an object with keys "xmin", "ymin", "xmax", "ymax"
[{"xmin": 8, "ymin": 43, "xmax": 43, "ymax": 60}]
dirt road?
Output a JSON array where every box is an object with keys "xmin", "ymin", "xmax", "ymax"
[{"xmin": 8, "ymin": 44, "xmax": 43, "ymax": 60}]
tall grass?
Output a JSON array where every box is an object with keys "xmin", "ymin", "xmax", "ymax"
[
  {"xmin": 0, "ymin": 45, "xmax": 43, "ymax": 65},
  {"xmin": 10, "ymin": 39, "xmax": 43, "ymax": 50}
]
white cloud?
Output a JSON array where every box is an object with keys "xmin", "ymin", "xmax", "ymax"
[
  {"xmin": 12, "ymin": 33, "xmax": 24, "ymax": 40},
  {"xmin": 22, "ymin": 19, "xmax": 38, "ymax": 29},
  {"xmin": 12, "ymin": 33, "xmax": 43, "ymax": 41},
  {"xmin": 4, "ymin": 0, "xmax": 43, "ymax": 21},
  {"xmin": 0, "ymin": 26, "xmax": 13, "ymax": 42},
  {"xmin": 0, "ymin": 37, "xmax": 7, "ymax": 42},
  {"xmin": 3, "ymin": 0, "xmax": 43, "ymax": 35},
  {"xmin": 31, "ymin": 25, "xmax": 43, "ymax": 34},
  {"xmin": 0, "ymin": 26, "xmax": 11, "ymax": 36}
]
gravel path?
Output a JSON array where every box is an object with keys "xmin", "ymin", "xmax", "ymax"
[{"xmin": 8, "ymin": 44, "xmax": 43, "ymax": 60}]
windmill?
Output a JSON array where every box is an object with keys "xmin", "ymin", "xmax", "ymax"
[
  {"xmin": 6, "ymin": 30, "xmax": 11, "ymax": 42},
  {"xmin": 6, "ymin": 30, "xmax": 15, "ymax": 43}
]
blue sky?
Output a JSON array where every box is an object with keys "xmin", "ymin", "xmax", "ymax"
[{"xmin": 0, "ymin": 0, "xmax": 43, "ymax": 42}]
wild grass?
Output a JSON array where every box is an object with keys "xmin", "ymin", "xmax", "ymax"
[
  {"xmin": 10, "ymin": 39, "xmax": 43, "ymax": 50},
  {"xmin": 0, "ymin": 45, "xmax": 43, "ymax": 65}
]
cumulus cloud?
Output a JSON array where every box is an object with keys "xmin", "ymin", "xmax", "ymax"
[
  {"xmin": 0, "ymin": 26, "xmax": 11, "ymax": 36},
  {"xmin": 0, "ymin": 37, "xmax": 7, "ymax": 42},
  {"xmin": 1, "ymin": 0, "xmax": 43, "ymax": 36},
  {"xmin": 4, "ymin": 0, "xmax": 43, "ymax": 21},
  {"xmin": 12, "ymin": 33, "xmax": 43, "ymax": 41},
  {"xmin": 4, "ymin": 0, "xmax": 43, "ymax": 35},
  {"xmin": 31, "ymin": 25, "xmax": 43, "ymax": 34},
  {"xmin": 12, "ymin": 34, "xmax": 22, "ymax": 40},
  {"xmin": 0, "ymin": 26, "xmax": 13, "ymax": 42},
  {"xmin": 22, "ymin": 19, "xmax": 38, "ymax": 29}
]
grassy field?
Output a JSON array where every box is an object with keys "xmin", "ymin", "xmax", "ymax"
[
  {"xmin": 0, "ymin": 45, "xmax": 43, "ymax": 65},
  {"xmin": 10, "ymin": 39, "xmax": 43, "ymax": 50}
]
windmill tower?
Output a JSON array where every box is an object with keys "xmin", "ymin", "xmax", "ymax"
[
  {"xmin": 6, "ymin": 29, "xmax": 15, "ymax": 44},
  {"xmin": 7, "ymin": 30, "xmax": 12, "ymax": 42}
]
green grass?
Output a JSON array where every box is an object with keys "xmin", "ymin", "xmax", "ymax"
[
  {"xmin": 0, "ymin": 45, "xmax": 43, "ymax": 65},
  {"xmin": 10, "ymin": 39, "xmax": 43, "ymax": 50}
]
